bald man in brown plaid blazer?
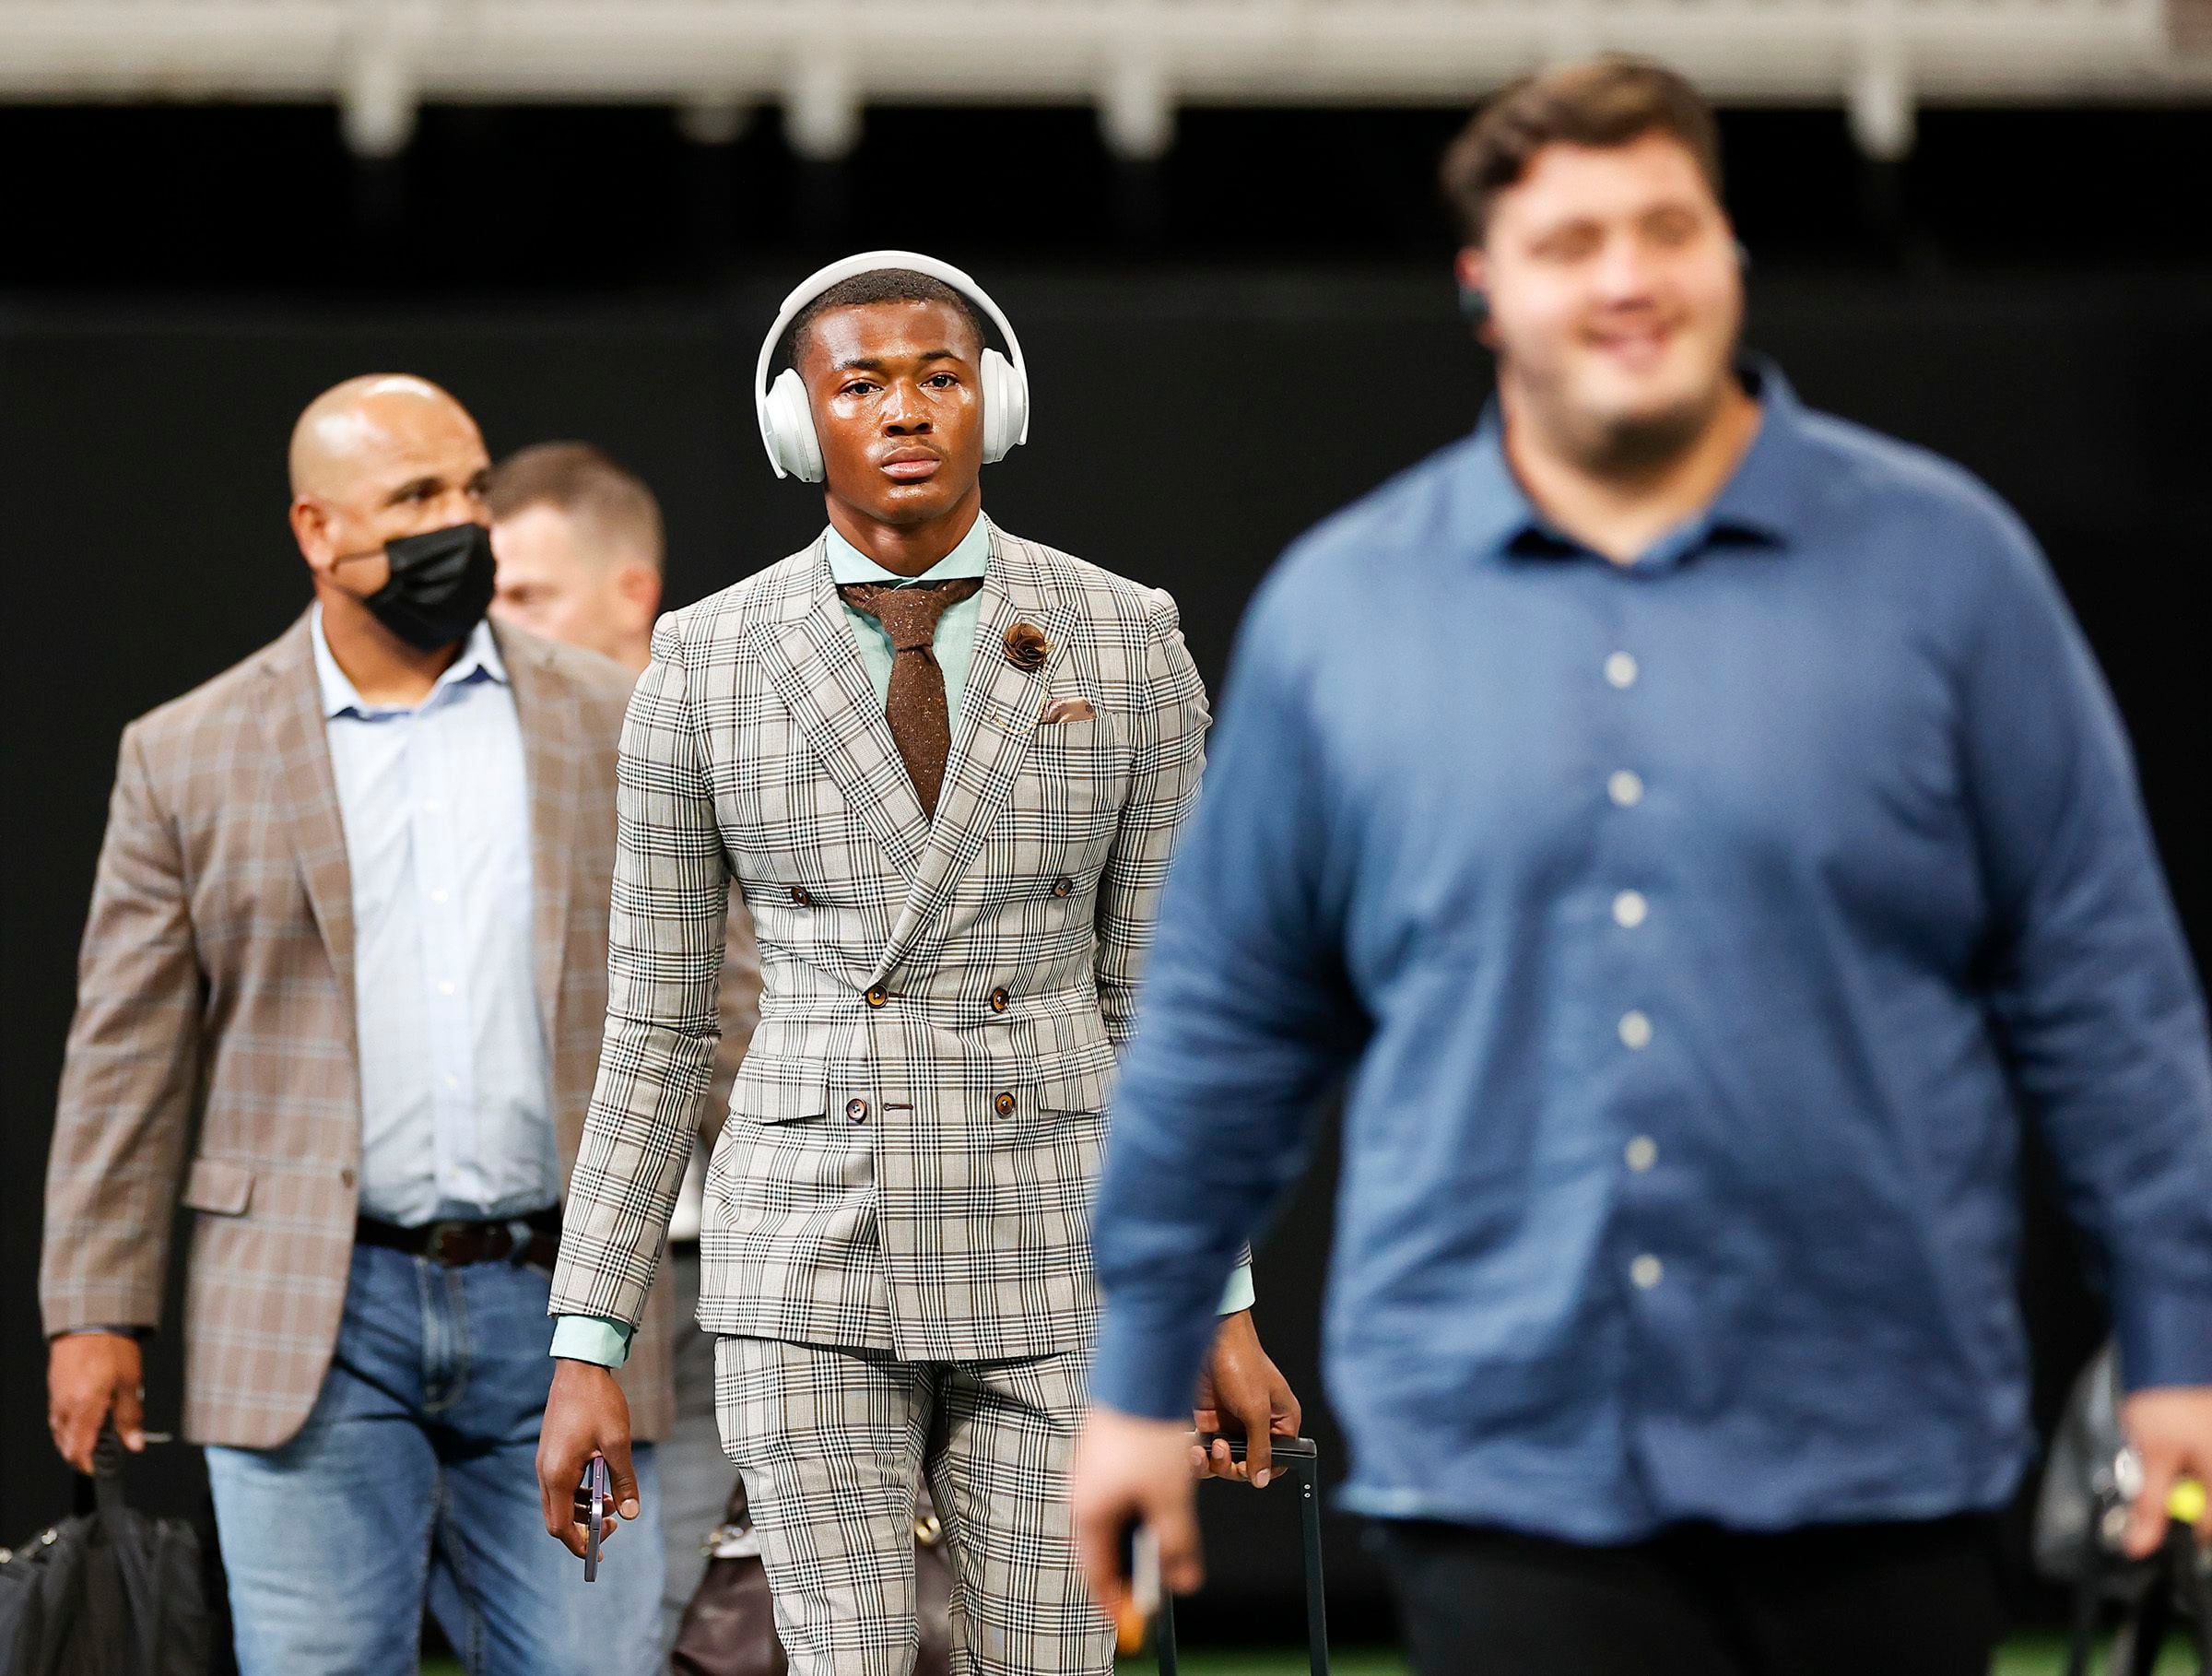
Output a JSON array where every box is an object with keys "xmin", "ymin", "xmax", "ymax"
[{"xmin": 41, "ymin": 375, "xmax": 674, "ymax": 1676}]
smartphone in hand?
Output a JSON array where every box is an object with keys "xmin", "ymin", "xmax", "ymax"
[{"xmin": 572, "ymin": 1454, "xmax": 611, "ymax": 1582}]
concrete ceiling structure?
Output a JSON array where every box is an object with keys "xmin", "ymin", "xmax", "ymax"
[{"xmin": 3, "ymin": 0, "xmax": 2208, "ymax": 160}]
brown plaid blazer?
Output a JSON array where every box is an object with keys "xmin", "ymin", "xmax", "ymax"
[{"xmin": 41, "ymin": 609, "xmax": 679, "ymax": 1449}]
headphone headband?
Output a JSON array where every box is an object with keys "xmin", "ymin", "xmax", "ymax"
[{"xmin": 753, "ymin": 249, "xmax": 1030, "ymax": 478}]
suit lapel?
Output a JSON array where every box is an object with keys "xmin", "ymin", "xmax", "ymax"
[
  {"xmin": 257, "ymin": 612, "xmax": 356, "ymax": 1021},
  {"xmin": 748, "ymin": 544, "xmax": 934, "ymax": 881},
  {"xmin": 876, "ymin": 530, "xmax": 1077, "ymax": 978},
  {"xmin": 503, "ymin": 629, "xmax": 580, "ymax": 1045}
]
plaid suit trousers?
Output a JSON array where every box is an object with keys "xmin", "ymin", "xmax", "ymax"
[{"xmin": 715, "ymin": 1335, "xmax": 1112, "ymax": 1676}]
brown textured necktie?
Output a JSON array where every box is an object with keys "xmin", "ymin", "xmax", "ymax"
[{"xmin": 837, "ymin": 576, "xmax": 985, "ymax": 819}]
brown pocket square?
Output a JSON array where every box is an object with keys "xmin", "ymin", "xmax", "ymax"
[{"xmin": 1039, "ymin": 696, "xmax": 1097, "ymax": 726}]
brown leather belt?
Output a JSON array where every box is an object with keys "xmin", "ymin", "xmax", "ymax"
[{"xmin": 355, "ymin": 1210, "xmax": 560, "ymax": 1270}]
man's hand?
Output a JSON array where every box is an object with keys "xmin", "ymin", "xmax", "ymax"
[
  {"xmin": 48, "ymin": 1331, "xmax": 145, "ymax": 1474},
  {"xmin": 2119, "ymin": 1385, "xmax": 2212, "ymax": 1556},
  {"xmin": 1193, "ymin": 1309, "xmax": 1301, "ymax": 1488},
  {"xmin": 1071, "ymin": 1405, "xmax": 1206, "ymax": 1633},
  {"xmin": 537, "ymin": 1359, "xmax": 642, "ymax": 1558}
]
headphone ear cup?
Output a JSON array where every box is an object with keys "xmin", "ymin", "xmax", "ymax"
[
  {"xmin": 766, "ymin": 368, "xmax": 824, "ymax": 482},
  {"xmin": 978, "ymin": 348, "xmax": 1027, "ymax": 464}
]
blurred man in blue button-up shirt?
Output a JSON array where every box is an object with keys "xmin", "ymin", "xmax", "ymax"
[{"xmin": 1072, "ymin": 57, "xmax": 2212, "ymax": 1676}]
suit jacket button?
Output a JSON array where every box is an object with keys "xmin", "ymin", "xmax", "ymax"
[
  {"xmin": 990, "ymin": 987, "xmax": 1010, "ymax": 1013},
  {"xmin": 865, "ymin": 985, "xmax": 888, "ymax": 1008},
  {"xmin": 993, "ymin": 1092, "xmax": 1017, "ymax": 1118},
  {"xmin": 846, "ymin": 1098, "xmax": 869, "ymax": 1124},
  {"xmin": 1051, "ymin": 877, "xmax": 1074, "ymax": 898},
  {"xmin": 790, "ymin": 885, "xmax": 812, "ymax": 906}
]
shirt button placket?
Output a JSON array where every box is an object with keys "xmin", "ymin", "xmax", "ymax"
[
  {"xmin": 1602, "ymin": 642, "xmax": 1666, "ymax": 1312},
  {"xmin": 413, "ymin": 725, "xmax": 466, "ymax": 1208}
]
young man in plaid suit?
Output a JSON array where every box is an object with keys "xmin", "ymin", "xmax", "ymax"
[
  {"xmin": 536, "ymin": 255, "xmax": 1300, "ymax": 1675},
  {"xmin": 42, "ymin": 375, "xmax": 672, "ymax": 1674}
]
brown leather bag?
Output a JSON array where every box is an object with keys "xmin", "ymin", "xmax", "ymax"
[{"xmin": 670, "ymin": 1478, "xmax": 954, "ymax": 1676}]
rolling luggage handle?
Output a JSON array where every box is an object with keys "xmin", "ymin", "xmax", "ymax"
[{"xmin": 1158, "ymin": 1435, "xmax": 1329, "ymax": 1676}]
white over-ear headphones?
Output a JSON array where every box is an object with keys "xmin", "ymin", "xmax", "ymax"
[{"xmin": 753, "ymin": 249, "xmax": 1032, "ymax": 483}]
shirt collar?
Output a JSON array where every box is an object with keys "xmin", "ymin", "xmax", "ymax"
[
  {"xmin": 1457, "ymin": 356, "xmax": 1814, "ymax": 566},
  {"xmin": 310, "ymin": 604, "xmax": 508, "ymax": 721},
  {"xmin": 822, "ymin": 511, "xmax": 993, "ymax": 588},
  {"xmin": 1701, "ymin": 359, "xmax": 1813, "ymax": 547}
]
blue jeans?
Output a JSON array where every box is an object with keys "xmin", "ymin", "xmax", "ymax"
[{"xmin": 206, "ymin": 1242, "xmax": 664, "ymax": 1676}]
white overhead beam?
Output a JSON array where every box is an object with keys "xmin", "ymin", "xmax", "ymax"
[
  {"xmin": 2, "ymin": 0, "xmax": 2205, "ymax": 162},
  {"xmin": 1847, "ymin": 52, "xmax": 1916, "ymax": 161},
  {"xmin": 1100, "ymin": 53, "xmax": 1174, "ymax": 162}
]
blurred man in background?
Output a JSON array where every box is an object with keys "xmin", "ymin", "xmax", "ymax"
[
  {"xmin": 489, "ymin": 439, "xmax": 765, "ymax": 1647},
  {"xmin": 42, "ymin": 377, "xmax": 671, "ymax": 1676},
  {"xmin": 1074, "ymin": 56, "xmax": 2212, "ymax": 1676},
  {"xmin": 489, "ymin": 440, "xmax": 665, "ymax": 667}
]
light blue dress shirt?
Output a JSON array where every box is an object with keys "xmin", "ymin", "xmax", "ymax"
[
  {"xmin": 312, "ymin": 608, "xmax": 557, "ymax": 1225},
  {"xmin": 1088, "ymin": 363, "xmax": 2212, "ymax": 1537}
]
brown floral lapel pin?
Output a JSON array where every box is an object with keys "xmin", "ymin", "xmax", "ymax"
[{"xmin": 1003, "ymin": 621, "xmax": 1051, "ymax": 672}]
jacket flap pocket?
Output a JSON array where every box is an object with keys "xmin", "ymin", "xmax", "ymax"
[
  {"xmin": 730, "ymin": 1068, "xmax": 832, "ymax": 1125},
  {"xmin": 1036, "ymin": 1068, "xmax": 1111, "ymax": 1116},
  {"xmin": 182, "ymin": 1157, "xmax": 253, "ymax": 1216}
]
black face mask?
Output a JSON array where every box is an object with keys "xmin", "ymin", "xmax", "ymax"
[{"xmin": 347, "ymin": 522, "xmax": 498, "ymax": 652}]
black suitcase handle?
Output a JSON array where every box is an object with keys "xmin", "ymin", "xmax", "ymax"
[{"xmin": 1158, "ymin": 1435, "xmax": 1329, "ymax": 1676}]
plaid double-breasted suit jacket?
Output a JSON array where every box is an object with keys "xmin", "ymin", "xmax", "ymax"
[
  {"xmin": 40, "ymin": 610, "xmax": 678, "ymax": 1448},
  {"xmin": 550, "ymin": 525, "xmax": 1210, "ymax": 1363}
]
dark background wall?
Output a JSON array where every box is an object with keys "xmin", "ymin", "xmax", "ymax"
[{"xmin": 5, "ymin": 98, "xmax": 2208, "ymax": 1640}]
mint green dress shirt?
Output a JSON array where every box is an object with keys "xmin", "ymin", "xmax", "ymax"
[
  {"xmin": 551, "ymin": 513, "xmax": 1251, "ymax": 1367},
  {"xmin": 825, "ymin": 511, "xmax": 994, "ymax": 712}
]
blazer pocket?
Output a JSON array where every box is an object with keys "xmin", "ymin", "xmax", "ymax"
[
  {"xmin": 181, "ymin": 1157, "xmax": 253, "ymax": 1216},
  {"xmin": 728, "ymin": 1067, "xmax": 831, "ymax": 1126},
  {"xmin": 1035, "ymin": 1068, "xmax": 1112, "ymax": 1118}
]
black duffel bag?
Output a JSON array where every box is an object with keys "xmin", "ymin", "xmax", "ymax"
[{"xmin": 0, "ymin": 1430, "xmax": 209, "ymax": 1676}]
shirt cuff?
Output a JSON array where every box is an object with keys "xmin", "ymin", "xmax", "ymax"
[
  {"xmin": 1218, "ymin": 1260, "xmax": 1256, "ymax": 1316},
  {"xmin": 1089, "ymin": 1299, "xmax": 1220, "ymax": 1423},
  {"xmin": 2113, "ymin": 1284, "xmax": 2212, "ymax": 1391},
  {"xmin": 549, "ymin": 1315, "xmax": 634, "ymax": 1369}
]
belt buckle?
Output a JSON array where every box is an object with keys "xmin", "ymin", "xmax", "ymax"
[{"xmin": 423, "ymin": 1219, "xmax": 474, "ymax": 1266}]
